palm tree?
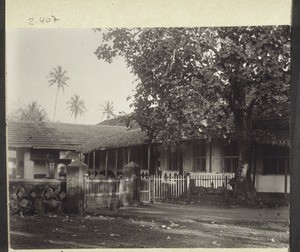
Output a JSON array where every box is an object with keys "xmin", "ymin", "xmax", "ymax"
[
  {"xmin": 47, "ymin": 66, "xmax": 70, "ymax": 122},
  {"xmin": 100, "ymin": 101, "xmax": 115, "ymax": 120},
  {"xmin": 67, "ymin": 94, "xmax": 86, "ymax": 123},
  {"xmin": 18, "ymin": 101, "xmax": 48, "ymax": 121}
]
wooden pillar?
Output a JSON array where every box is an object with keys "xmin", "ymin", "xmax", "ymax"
[
  {"xmin": 284, "ymin": 158, "xmax": 288, "ymax": 200},
  {"xmin": 128, "ymin": 147, "xmax": 131, "ymax": 163},
  {"xmin": 122, "ymin": 148, "xmax": 126, "ymax": 167},
  {"xmin": 87, "ymin": 153, "xmax": 90, "ymax": 168},
  {"xmin": 209, "ymin": 143, "xmax": 213, "ymax": 173},
  {"xmin": 177, "ymin": 148, "xmax": 181, "ymax": 174},
  {"xmin": 191, "ymin": 142, "xmax": 195, "ymax": 172},
  {"xmin": 115, "ymin": 149, "xmax": 118, "ymax": 178},
  {"xmin": 105, "ymin": 149, "xmax": 108, "ymax": 178},
  {"xmin": 252, "ymin": 145, "xmax": 257, "ymax": 188},
  {"xmin": 147, "ymin": 144, "xmax": 151, "ymax": 174},
  {"xmin": 93, "ymin": 151, "xmax": 96, "ymax": 175}
]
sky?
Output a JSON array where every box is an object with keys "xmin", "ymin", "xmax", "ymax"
[{"xmin": 6, "ymin": 29, "xmax": 136, "ymax": 125}]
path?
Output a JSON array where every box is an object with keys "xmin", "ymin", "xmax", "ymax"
[{"xmin": 9, "ymin": 203, "xmax": 289, "ymax": 249}]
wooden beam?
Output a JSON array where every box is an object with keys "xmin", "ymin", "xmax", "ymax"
[{"xmin": 105, "ymin": 149, "xmax": 108, "ymax": 178}]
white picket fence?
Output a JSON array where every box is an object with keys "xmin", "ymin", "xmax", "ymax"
[{"xmin": 142, "ymin": 173, "xmax": 234, "ymax": 202}]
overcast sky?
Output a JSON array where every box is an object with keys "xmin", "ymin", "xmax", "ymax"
[{"xmin": 6, "ymin": 29, "xmax": 136, "ymax": 125}]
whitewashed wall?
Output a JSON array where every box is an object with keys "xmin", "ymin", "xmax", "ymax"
[{"xmin": 255, "ymin": 174, "xmax": 290, "ymax": 193}]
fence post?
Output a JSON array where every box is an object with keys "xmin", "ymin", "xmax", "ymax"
[
  {"xmin": 83, "ymin": 174, "xmax": 88, "ymax": 214},
  {"xmin": 122, "ymin": 162, "xmax": 141, "ymax": 206},
  {"xmin": 66, "ymin": 160, "xmax": 88, "ymax": 215},
  {"xmin": 150, "ymin": 176, "xmax": 154, "ymax": 204},
  {"xmin": 186, "ymin": 174, "xmax": 191, "ymax": 203},
  {"xmin": 224, "ymin": 175, "xmax": 228, "ymax": 203}
]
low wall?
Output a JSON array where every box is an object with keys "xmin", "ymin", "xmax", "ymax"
[
  {"xmin": 9, "ymin": 178, "xmax": 67, "ymax": 214},
  {"xmin": 255, "ymin": 175, "xmax": 290, "ymax": 193}
]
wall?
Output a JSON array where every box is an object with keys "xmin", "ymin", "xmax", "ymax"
[
  {"xmin": 8, "ymin": 148, "xmax": 17, "ymax": 178},
  {"xmin": 9, "ymin": 178, "xmax": 67, "ymax": 213},
  {"xmin": 211, "ymin": 142, "xmax": 223, "ymax": 173},
  {"xmin": 34, "ymin": 161, "xmax": 49, "ymax": 178},
  {"xmin": 255, "ymin": 174, "xmax": 290, "ymax": 193},
  {"xmin": 254, "ymin": 144, "xmax": 264, "ymax": 174},
  {"xmin": 16, "ymin": 148, "xmax": 24, "ymax": 178},
  {"xmin": 23, "ymin": 148, "xmax": 34, "ymax": 179}
]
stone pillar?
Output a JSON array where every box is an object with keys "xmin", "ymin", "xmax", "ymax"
[
  {"xmin": 121, "ymin": 161, "xmax": 141, "ymax": 206},
  {"xmin": 66, "ymin": 159, "xmax": 88, "ymax": 214}
]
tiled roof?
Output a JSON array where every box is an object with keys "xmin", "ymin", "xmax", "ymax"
[
  {"xmin": 7, "ymin": 120, "xmax": 127, "ymax": 151},
  {"xmin": 77, "ymin": 128, "xmax": 149, "ymax": 153}
]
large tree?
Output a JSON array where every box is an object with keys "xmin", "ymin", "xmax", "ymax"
[
  {"xmin": 67, "ymin": 94, "xmax": 86, "ymax": 123},
  {"xmin": 47, "ymin": 66, "xmax": 70, "ymax": 122},
  {"xmin": 17, "ymin": 101, "xmax": 48, "ymax": 122},
  {"xmin": 94, "ymin": 26, "xmax": 291, "ymax": 197}
]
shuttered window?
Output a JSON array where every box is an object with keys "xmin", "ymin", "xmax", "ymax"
[{"xmin": 263, "ymin": 145, "xmax": 290, "ymax": 175}]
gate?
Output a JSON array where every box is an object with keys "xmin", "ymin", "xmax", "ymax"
[
  {"xmin": 152, "ymin": 175, "xmax": 186, "ymax": 202},
  {"xmin": 84, "ymin": 177, "xmax": 123, "ymax": 213},
  {"xmin": 140, "ymin": 177, "xmax": 151, "ymax": 203}
]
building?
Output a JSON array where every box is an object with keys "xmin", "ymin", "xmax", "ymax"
[
  {"xmin": 78, "ymin": 116, "xmax": 290, "ymax": 197},
  {"xmin": 7, "ymin": 120, "xmax": 126, "ymax": 179},
  {"xmin": 7, "ymin": 117, "xmax": 290, "ymax": 197}
]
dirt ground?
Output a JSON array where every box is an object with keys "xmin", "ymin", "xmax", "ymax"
[{"xmin": 9, "ymin": 202, "xmax": 289, "ymax": 249}]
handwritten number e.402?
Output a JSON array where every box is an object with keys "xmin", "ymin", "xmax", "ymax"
[{"xmin": 28, "ymin": 16, "xmax": 60, "ymax": 25}]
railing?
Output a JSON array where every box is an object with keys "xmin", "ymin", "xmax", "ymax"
[{"xmin": 190, "ymin": 173, "xmax": 234, "ymax": 190}]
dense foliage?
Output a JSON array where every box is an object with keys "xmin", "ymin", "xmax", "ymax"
[
  {"xmin": 95, "ymin": 26, "xmax": 291, "ymax": 183},
  {"xmin": 17, "ymin": 101, "xmax": 48, "ymax": 122}
]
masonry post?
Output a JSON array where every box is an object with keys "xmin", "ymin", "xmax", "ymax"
[
  {"xmin": 121, "ymin": 161, "xmax": 141, "ymax": 206},
  {"xmin": 66, "ymin": 159, "xmax": 88, "ymax": 215}
]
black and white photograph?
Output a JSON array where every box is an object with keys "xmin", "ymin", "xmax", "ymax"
[{"xmin": 6, "ymin": 2, "xmax": 292, "ymax": 250}]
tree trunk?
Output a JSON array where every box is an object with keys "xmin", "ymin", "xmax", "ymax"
[
  {"xmin": 227, "ymin": 77, "xmax": 258, "ymax": 201},
  {"xmin": 53, "ymin": 86, "xmax": 59, "ymax": 122},
  {"xmin": 234, "ymin": 136, "xmax": 257, "ymax": 201}
]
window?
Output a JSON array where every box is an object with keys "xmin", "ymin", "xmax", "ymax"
[
  {"xmin": 194, "ymin": 143, "xmax": 206, "ymax": 172},
  {"xmin": 224, "ymin": 142, "xmax": 239, "ymax": 173},
  {"xmin": 263, "ymin": 145, "xmax": 290, "ymax": 175}
]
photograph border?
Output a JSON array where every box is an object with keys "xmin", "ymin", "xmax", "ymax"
[{"xmin": 4, "ymin": 1, "xmax": 296, "ymax": 252}]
